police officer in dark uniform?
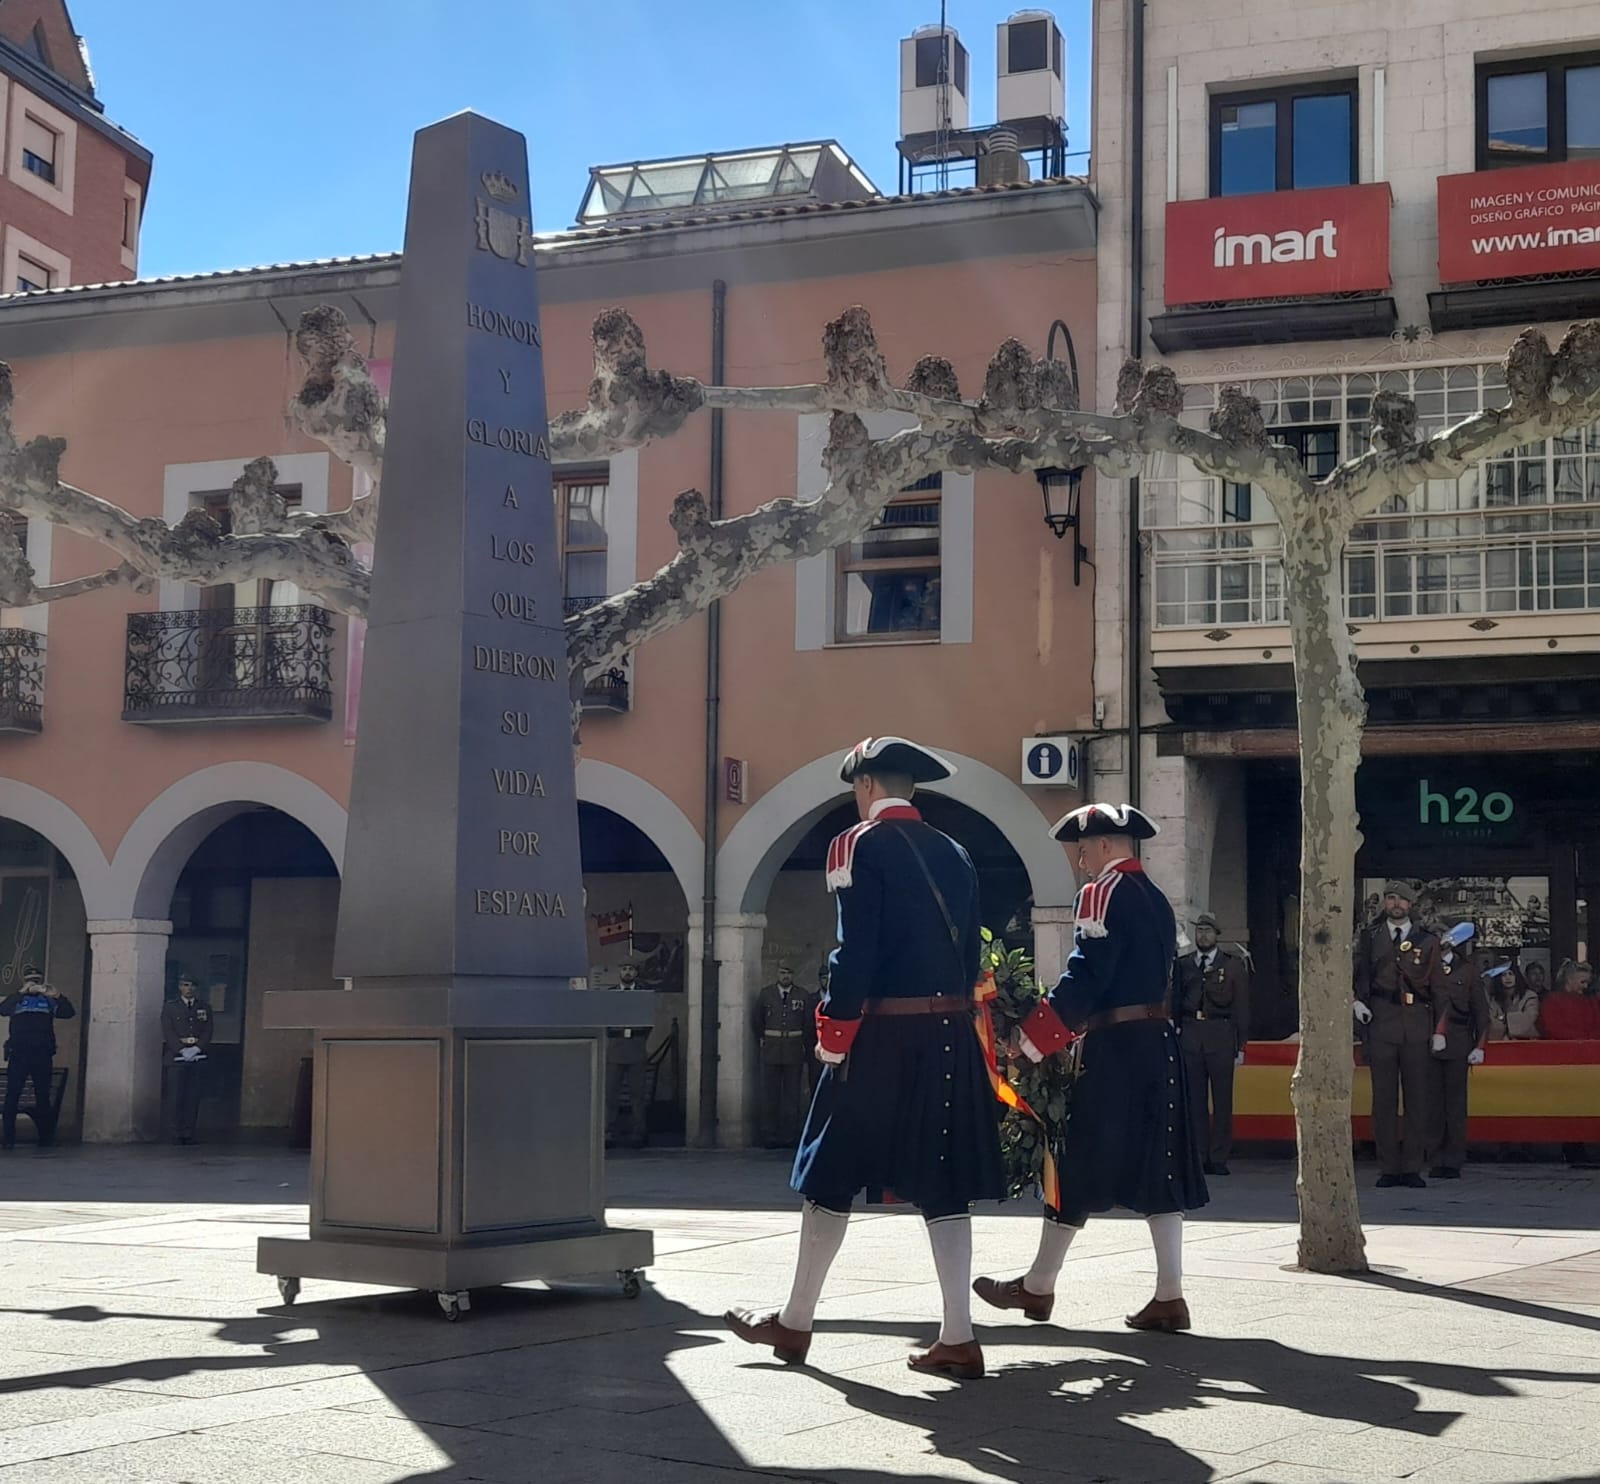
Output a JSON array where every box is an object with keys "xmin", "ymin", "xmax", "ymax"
[
  {"xmin": 161, "ymin": 975, "xmax": 213, "ymax": 1145},
  {"xmin": 2, "ymin": 969, "xmax": 75, "ymax": 1151},
  {"xmin": 605, "ymin": 957, "xmax": 651, "ymax": 1149},
  {"xmin": 1426, "ymin": 921, "xmax": 1490, "ymax": 1181},
  {"xmin": 1354, "ymin": 880, "xmax": 1442, "ymax": 1188},
  {"xmin": 754, "ymin": 963, "xmax": 810, "ymax": 1148},
  {"xmin": 1175, "ymin": 911, "xmax": 1251, "ymax": 1175},
  {"xmin": 725, "ymin": 737, "xmax": 1005, "ymax": 1380},
  {"xmin": 975, "ymin": 803, "xmax": 1208, "ymax": 1334}
]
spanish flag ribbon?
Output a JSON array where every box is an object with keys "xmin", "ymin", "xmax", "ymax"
[{"xmin": 974, "ymin": 970, "xmax": 1061, "ymax": 1210}]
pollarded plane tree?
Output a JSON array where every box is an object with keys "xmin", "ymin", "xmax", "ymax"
[{"xmin": 2, "ymin": 303, "xmax": 1596, "ymax": 1272}]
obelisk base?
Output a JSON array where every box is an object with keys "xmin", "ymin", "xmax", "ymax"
[{"xmin": 256, "ymin": 1007, "xmax": 654, "ymax": 1312}]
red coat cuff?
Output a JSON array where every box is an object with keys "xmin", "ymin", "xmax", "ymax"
[
  {"xmin": 1022, "ymin": 1001, "xmax": 1072, "ymax": 1057},
  {"xmin": 816, "ymin": 1011, "xmax": 861, "ymax": 1056}
]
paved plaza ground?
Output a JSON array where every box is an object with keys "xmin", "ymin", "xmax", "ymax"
[{"xmin": 0, "ymin": 1147, "xmax": 1598, "ymax": 1483}]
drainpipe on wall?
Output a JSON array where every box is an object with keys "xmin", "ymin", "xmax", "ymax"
[
  {"xmin": 1126, "ymin": 0, "xmax": 1146, "ymax": 810},
  {"xmin": 697, "ymin": 279, "xmax": 727, "ymax": 1146}
]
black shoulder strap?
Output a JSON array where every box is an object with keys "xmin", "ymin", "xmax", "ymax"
[{"xmin": 886, "ymin": 823, "xmax": 965, "ymax": 978}]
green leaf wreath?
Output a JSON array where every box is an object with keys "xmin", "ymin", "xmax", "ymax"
[{"xmin": 981, "ymin": 930, "xmax": 1076, "ymax": 1202}]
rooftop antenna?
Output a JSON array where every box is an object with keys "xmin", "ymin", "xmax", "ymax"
[{"xmin": 935, "ymin": 0, "xmax": 952, "ymax": 190}]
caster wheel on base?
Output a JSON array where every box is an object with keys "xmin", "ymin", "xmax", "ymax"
[
  {"xmin": 436, "ymin": 1289, "xmax": 472, "ymax": 1322},
  {"xmin": 620, "ymin": 1269, "xmax": 644, "ymax": 1300},
  {"xmin": 276, "ymin": 1276, "xmax": 301, "ymax": 1306}
]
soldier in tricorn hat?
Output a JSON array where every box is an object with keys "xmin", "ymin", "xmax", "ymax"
[
  {"xmin": 725, "ymin": 736, "xmax": 1006, "ymax": 1379},
  {"xmin": 975, "ymin": 803, "xmax": 1208, "ymax": 1334}
]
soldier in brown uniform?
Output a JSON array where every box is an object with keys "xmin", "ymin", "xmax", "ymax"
[
  {"xmin": 754, "ymin": 962, "xmax": 810, "ymax": 1148},
  {"xmin": 1174, "ymin": 912, "xmax": 1251, "ymax": 1175},
  {"xmin": 1426, "ymin": 921, "xmax": 1490, "ymax": 1181},
  {"xmin": 1353, "ymin": 881, "xmax": 1443, "ymax": 1188},
  {"xmin": 605, "ymin": 958, "xmax": 652, "ymax": 1149}
]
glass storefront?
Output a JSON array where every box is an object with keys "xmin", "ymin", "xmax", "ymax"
[{"xmin": 1246, "ymin": 753, "xmax": 1598, "ymax": 1034}]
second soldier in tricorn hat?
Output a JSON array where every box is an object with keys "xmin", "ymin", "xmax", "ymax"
[
  {"xmin": 1174, "ymin": 911, "xmax": 1251, "ymax": 1175},
  {"xmin": 975, "ymin": 802, "xmax": 1208, "ymax": 1333},
  {"xmin": 725, "ymin": 736, "xmax": 1006, "ymax": 1379}
]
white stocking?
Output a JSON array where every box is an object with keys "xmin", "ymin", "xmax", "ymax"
[
  {"xmin": 925, "ymin": 1214, "xmax": 974, "ymax": 1346},
  {"xmin": 1149, "ymin": 1211, "xmax": 1183, "ymax": 1302},
  {"xmin": 778, "ymin": 1201, "xmax": 849, "ymax": 1331},
  {"xmin": 1023, "ymin": 1215, "xmax": 1080, "ymax": 1296}
]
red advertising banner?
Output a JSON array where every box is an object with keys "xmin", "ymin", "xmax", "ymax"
[
  {"xmin": 1438, "ymin": 159, "xmax": 1600, "ymax": 286},
  {"xmin": 1164, "ymin": 183, "xmax": 1393, "ymax": 307}
]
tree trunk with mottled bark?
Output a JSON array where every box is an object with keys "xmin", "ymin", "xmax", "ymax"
[{"xmin": 1281, "ymin": 510, "xmax": 1368, "ymax": 1273}]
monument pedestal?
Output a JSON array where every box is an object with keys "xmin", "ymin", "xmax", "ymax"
[{"xmin": 258, "ymin": 987, "xmax": 653, "ymax": 1310}]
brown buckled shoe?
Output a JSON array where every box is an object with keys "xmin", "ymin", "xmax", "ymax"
[
  {"xmin": 972, "ymin": 1275, "xmax": 1054, "ymax": 1323},
  {"xmin": 723, "ymin": 1307, "xmax": 811, "ymax": 1365},
  {"xmin": 908, "ymin": 1340, "xmax": 985, "ymax": 1380},
  {"xmin": 1125, "ymin": 1297, "xmax": 1191, "ymax": 1332}
]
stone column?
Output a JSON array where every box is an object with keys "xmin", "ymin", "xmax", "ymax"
[
  {"xmin": 714, "ymin": 913, "xmax": 767, "ymax": 1149},
  {"xmin": 683, "ymin": 912, "xmax": 707, "ymax": 1147},
  {"xmin": 1030, "ymin": 906, "xmax": 1078, "ymax": 988},
  {"xmin": 81, "ymin": 919, "xmax": 172, "ymax": 1143}
]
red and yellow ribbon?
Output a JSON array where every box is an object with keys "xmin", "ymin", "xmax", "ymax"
[{"xmin": 974, "ymin": 970, "xmax": 1061, "ymax": 1210}]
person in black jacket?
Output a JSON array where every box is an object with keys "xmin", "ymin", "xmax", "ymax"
[
  {"xmin": 161, "ymin": 975, "xmax": 213, "ymax": 1145},
  {"xmin": 1175, "ymin": 912, "xmax": 1251, "ymax": 1175},
  {"xmin": 2, "ymin": 968, "xmax": 75, "ymax": 1150},
  {"xmin": 725, "ymin": 737, "xmax": 1005, "ymax": 1381}
]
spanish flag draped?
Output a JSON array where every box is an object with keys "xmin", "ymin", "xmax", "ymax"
[{"xmin": 974, "ymin": 969, "xmax": 1061, "ymax": 1210}]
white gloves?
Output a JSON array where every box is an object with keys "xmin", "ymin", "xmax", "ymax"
[
  {"xmin": 177, "ymin": 1045, "xmax": 203, "ymax": 1063},
  {"xmin": 1017, "ymin": 1031, "xmax": 1044, "ymax": 1065},
  {"xmin": 1234, "ymin": 1051, "xmax": 1245, "ymax": 1067},
  {"xmin": 1431, "ymin": 1033, "xmax": 1447, "ymax": 1053},
  {"xmin": 814, "ymin": 1045, "xmax": 846, "ymax": 1066},
  {"xmin": 1352, "ymin": 1001, "xmax": 1373, "ymax": 1025},
  {"xmin": 1467, "ymin": 1048, "xmax": 1485, "ymax": 1066}
]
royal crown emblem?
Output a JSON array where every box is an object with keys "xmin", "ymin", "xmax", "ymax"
[{"xmin": 480, "ymin": 170, "xmax": 519, "ymax": 203}]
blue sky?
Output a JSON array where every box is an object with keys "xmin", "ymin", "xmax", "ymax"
[{"xmin": 69, "ymin": 1, "xmax": 1092, "ymax": 280}]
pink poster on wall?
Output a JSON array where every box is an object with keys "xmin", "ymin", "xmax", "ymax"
[{"xmin": 343, "ymin": 359, "xmax": 389, "ymax": 745}]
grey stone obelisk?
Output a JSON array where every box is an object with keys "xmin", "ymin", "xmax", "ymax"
[{"xmin": 258, "ymin": 113, "xmax": 651, "ymax": 1310}]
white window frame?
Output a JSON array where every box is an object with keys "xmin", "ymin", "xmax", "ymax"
[
  {"xmin": 121, "ymin": 178, "xmax": 143, "ymax": 272},
  {"xmin": 3, "ymin": 228, "xmax": 67, "ymax": 296},
  {"xmin": 7, "ymin": 86, "xmax": 75, "ymax": 213},
  {"xmin": 794, "ymin": 411, "xmax": 974, "ymax": 648},
  {"xmin": 159, "ymin": 454, "xmax": 331, "ymax": 611}
]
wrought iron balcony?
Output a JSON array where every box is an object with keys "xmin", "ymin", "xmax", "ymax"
[
  {"xmin": 0, "ymin": 629, "xmax": 44, "ymax": 733},
  {"xmin": 123, "ymin": 606, "xmax": 334, "ymax": 724},
  {"xmin": 562, "ymin": 595, "xmax": 631, "ymax": 712}
]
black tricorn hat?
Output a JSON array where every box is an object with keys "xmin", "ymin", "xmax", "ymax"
[
  {"xmin": 839, "ymin": 736, "xmax": 955, "ymax": 785},
  {"xmin": 1049, "ymin": 802, "xmax": 1160, "ymax": 843}
]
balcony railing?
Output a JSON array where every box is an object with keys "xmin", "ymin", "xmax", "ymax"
[
  {"xmin": 1153, "ymin": 503, "xmax": 1600, "ymax": 629},
  {"xmin": 123, "ymin": 606, "xmax": 334, "ymax": 724},
  {"xmin": 563, "ymin": 594, "xmax": 631, "ymax": 712},
  {"xmin": 0, "ymin": 629, "xmax": 43, "ymax": 733}
]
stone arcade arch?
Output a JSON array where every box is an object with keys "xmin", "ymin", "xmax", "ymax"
[{"xmin": 82, "ymin": 765, "xmax": 348, "ymax": 1142}]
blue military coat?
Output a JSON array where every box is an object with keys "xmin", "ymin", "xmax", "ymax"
[
  {"xmin": 791, "ymin": 806, "xmax": 1006, "ymax": 1213},
  {"xmin": 1046, "ymin": 861, "xmax": 1209, "ymax": 1222}
]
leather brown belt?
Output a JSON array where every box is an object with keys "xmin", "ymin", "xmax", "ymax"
[
  {"xmin": 1086, "ymin": 1002, "xmax": 1171, "ymax": 1032},
  {"xmin": 863, "ymin": 995, "xmax": 974, "ymax": 1017}
]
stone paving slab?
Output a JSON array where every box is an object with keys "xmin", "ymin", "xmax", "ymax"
[{"xmin": 1, "ymin": 1149, "xmax": 1600, "ymax": 1482}]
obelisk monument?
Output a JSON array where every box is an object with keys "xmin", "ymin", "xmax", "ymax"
[{"xmin": 258, "ymin": 113, "xmax": 652, "ymax": 1313}]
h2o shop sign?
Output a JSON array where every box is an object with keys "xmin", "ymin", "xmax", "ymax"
[
  {"xmin": 1164, "ymin": 183, "xmax": 1394, "ymax": 307},
  {"xmin": 1418, "ymin": 778, "xmax": 1516, "ymax": 838}
]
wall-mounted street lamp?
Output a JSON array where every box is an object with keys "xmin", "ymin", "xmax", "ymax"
[{"xmin": 1035, "ymin": 318, "xmax": 1091, "ymax": 586}]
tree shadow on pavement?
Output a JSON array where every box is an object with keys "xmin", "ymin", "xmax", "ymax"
[
  {"xmin": 2, "ymin": 1293, "xmax": 1598, "ymax": 1483},
  {"xmin": 1352, "ymin": 1269, "xmax": 1600, "ymax": 1331}
]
